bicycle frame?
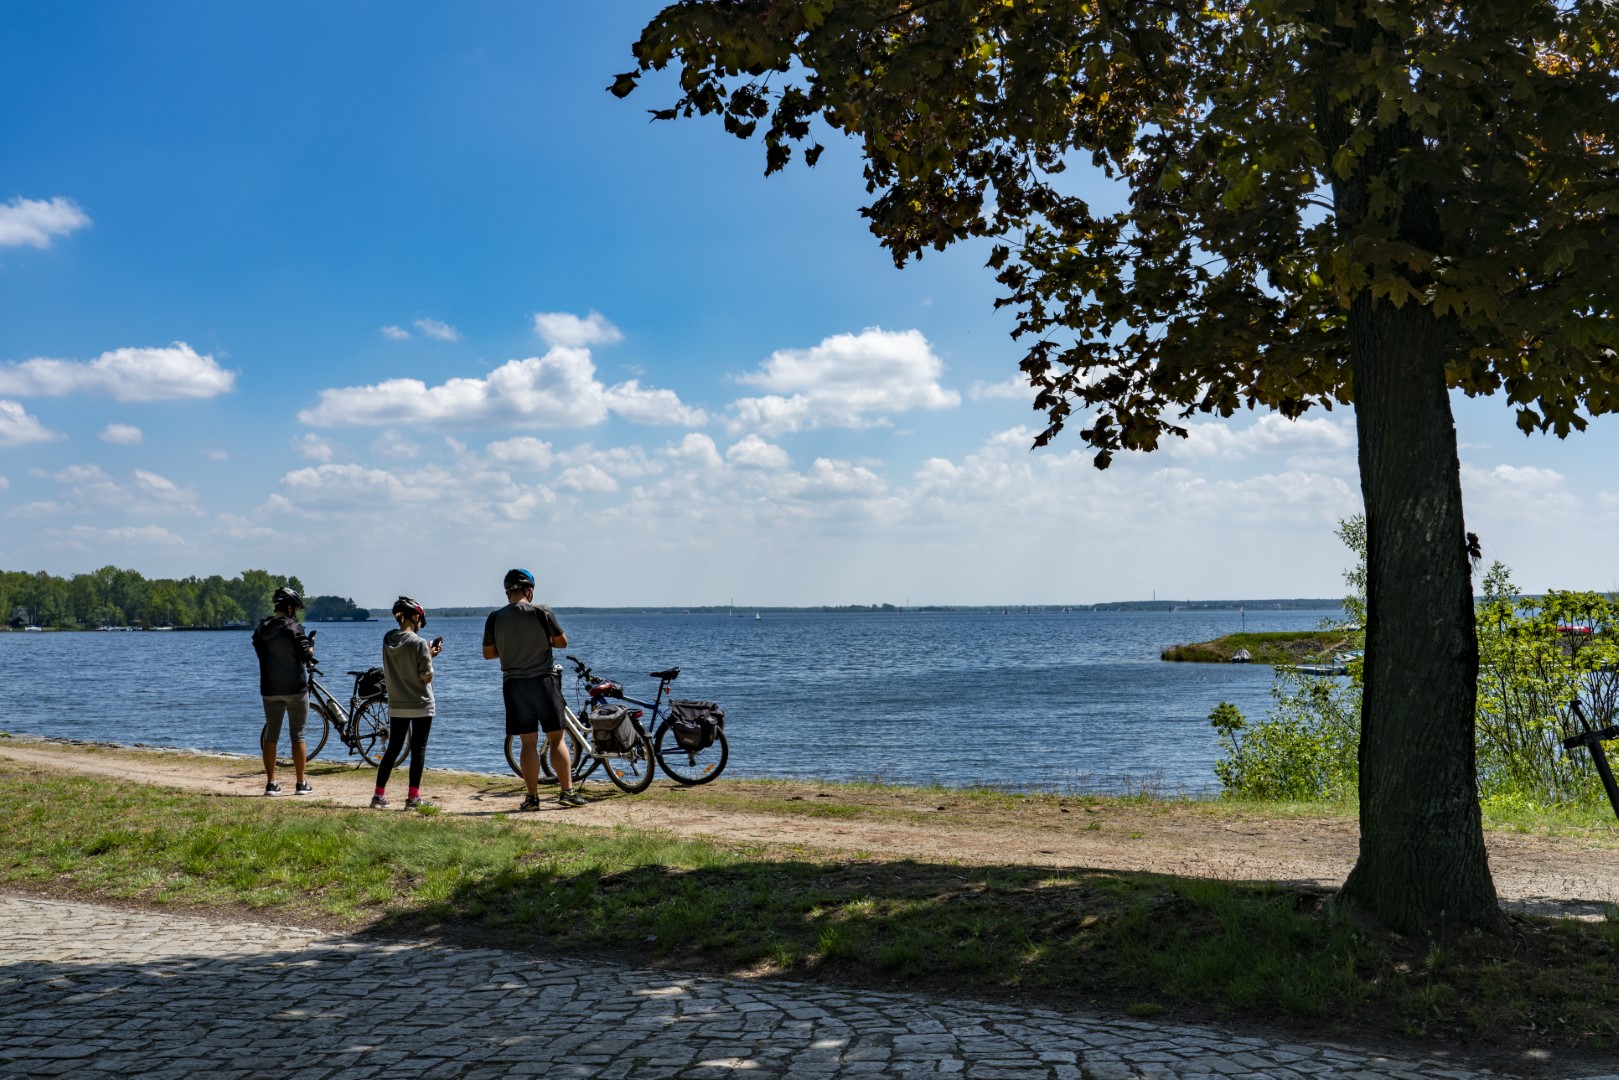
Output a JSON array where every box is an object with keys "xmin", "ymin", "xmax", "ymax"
[{"xmin": 559, "ymin": 665, "xmax": 656, "ymax": 761}]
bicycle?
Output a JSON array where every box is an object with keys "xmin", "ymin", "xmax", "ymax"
[
  {"xmin": 500, "ymin": 657, "xmax": 657, "ymax": 793},
  {"xmin": 554, "ymin": 655, "xmax": 730, "ymax": 786},
  {"xmin": 260, "ymin": 629, "xmax": 406, "ymax": 770}
]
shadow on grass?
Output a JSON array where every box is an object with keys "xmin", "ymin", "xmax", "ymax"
[{"xmin": 364, "ymin": 842, "xmax": 1619, "ymax": 1056}]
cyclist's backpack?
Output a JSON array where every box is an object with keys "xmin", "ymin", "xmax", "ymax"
[
  {"xmin": 588, "ymin": 704, "xmax": 636, "ymax": 753},
  {"xmin": 668, "ymin": 700, "xmax": 724, "ymax": 751},
  {"xmin": 355, "ymin": 667, "xmax": 386, "ymax": 700}
]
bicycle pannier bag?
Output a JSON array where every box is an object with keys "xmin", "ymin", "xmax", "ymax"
[
  {"xmin": 589, "ymin": 704, "xmax": 636, "ymax": 753},
  {"xmin": 355, "ymin": 667, "xmax": 386, "ymax": 700},
  {"xmin": 669, "ymin": 700, "xmax": 724, "ymax": 751}
]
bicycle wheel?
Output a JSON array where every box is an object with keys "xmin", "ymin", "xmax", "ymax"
[
  {"xmin": 304, "ymin": 701, "xmax": 332, "ymax": 761},
  {"xmin": 604, "ymin": 730, "xmax": 657, "ymax": 794},
  {"xmin": 505, "ymin": 731, "xmax": 589, "ymax": 782},
  {"xmin": 354, "ymin": 698, "xmax": 405, "ymax": 768},
  {"xmin": 654, "ymin": 721, "xmax": 729, "ymax": 785},
  {"xmin": 261, "ymin": 704, "xmax": 331, "ymax": 764}
]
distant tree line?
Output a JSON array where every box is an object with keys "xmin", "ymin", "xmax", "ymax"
[
  {"xmin": 305, "ymin": 595, "xmax": 371, "ymax": 622},
  {"xmin": 2, "ymin": 567, "xmax": 305, "ymax": 629}
]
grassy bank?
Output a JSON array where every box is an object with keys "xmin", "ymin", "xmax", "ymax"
[
  {"xmin": 1161, "ymin": 630, "xmax": 1355, "ymax": 664},
  {"xmin": 2, "ymin": 762, "xmax": 1616, "ymax": 1057}
]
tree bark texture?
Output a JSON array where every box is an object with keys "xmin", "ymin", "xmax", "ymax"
[
  {"xmin": 1336, "ymin": 292, "xmax": 1503, "ymax": 934},
  {"xmin": 1314, "ymin": 0, "xmax": 1504, "ymax": 935}
]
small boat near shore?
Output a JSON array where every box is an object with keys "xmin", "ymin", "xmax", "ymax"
[{"xmin": 1293, "ymin": 650, "xmax": 1362, "ymax": 677}]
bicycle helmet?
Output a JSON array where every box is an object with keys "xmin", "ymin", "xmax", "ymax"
[
  {"xmin": 392, "ymin": 595, "xmax": 426, "ymax": 627},
  {"xmin": 503, "ymin": 567, "xmax": 536, "ymax": 592},
  {"xmin": 271, "ymin": 586, "xmax": 303, "ymax": 611}
]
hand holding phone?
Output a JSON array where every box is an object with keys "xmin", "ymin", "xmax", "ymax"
[{"xmin": 431, "ymin": 635, "xmax": 445, "ymax": 654}]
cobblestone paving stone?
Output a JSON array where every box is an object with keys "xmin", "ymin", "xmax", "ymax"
[{"xmin": 3, "ymin": 896, "xmax": 1615, "ymax": 1079}]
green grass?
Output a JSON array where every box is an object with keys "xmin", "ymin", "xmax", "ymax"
[
  {"xmin": 1161, "ymin": 630, "xmax": 1355, "ymax": 664},
  {"xmin": 3, "ymin": 763, "xmax": 1618, "ymax": 1054}
]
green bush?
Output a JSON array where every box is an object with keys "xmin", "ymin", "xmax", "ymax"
[
  {"xmin": 1211, "ymin": 519, "xmax": 1619, "ymax": 809},
  {"xmin": 1474, "ymin": 564, "xmax": 1619, "ymax": 809}
]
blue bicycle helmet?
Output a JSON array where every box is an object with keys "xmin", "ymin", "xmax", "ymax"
[{"xmin": 503, "ymin": 567, "xmax": 536, "ymax": 592}]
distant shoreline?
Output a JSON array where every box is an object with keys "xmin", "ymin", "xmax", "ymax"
[{"xmin": 389, "ymin": 599, "xmax": 1343, "ymax": 618}]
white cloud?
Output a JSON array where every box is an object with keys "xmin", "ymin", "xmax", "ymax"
[
  {"xmin": 371, "ymin": 430, "xmax": 422, "ymax": 459},
  {"xmin": 295, "ymin": 434, "xmax": 335, "ymax": 461},
  {"xmin": 207, "ymin": 449, "xmax": 229, "ymax": 461},
  {"xmin": 665, "ymin": 433, "xmax": 724, "ymax": 471},
  {"xmin": 486, "ymin": 436, "xmax": 554, "ymax": 471},
  {"xmin": 533, "ymin": 310, "xmax": 623, "ymax": 348},
  {"xmin": 267, "ymin": 453, "xmax": 554, "ymax": 525},
  {"xmin": 968, "ymin": 376, "xmax": 1029, "ymax": 402},
  {"xmin": 559, "ymin": 443, "xmax": 662, "ymax": 479},
  {"xmin": 796, "ymin": 458, "xmax": 887, "ymax": 499},
  {"xmin": 0, "ymin": 400, "xmax": 61, "ymax": 445},
  {"xmin": 0, "ymin": 196, "xmax": 91, "ymax": 249},
  {"xmin": 0, "ymin": 475, "xmax": 8, "ymax": 491},
  {"xmin": 1460, "ymin": 462, "xmax": 1578, "ymax": 517},
  {"xmin": 45, "ymin": 524, "xmax": 188, "ymax": 550},
  {"xmin": 100, "ymin": 423, "xmax": 143, "ymax": 445},
  {"xmin": 414, "ymin": 318, "xmax": 461, "ymax": 342},
  {"xmin": 18, "ymin": 464, "xmax": 202, "ymax": 517},
  {"xmin": 557, "ymin": 463, "xmax": 619, "ymax": 493},
  {"xmin": 729, "ymin": 327, "xmax": 960, "ymax": 434},
  {"xmin": 300, "ymin": 346, "xmax": 703, "ymax": 429},
  {"xmin": 0, "ymin": 343, "xmax": 235, "ymax": 401},
  {"xmin": 381, "ymin": 325, "xmax": 412, "ymax": 340},
  {"xmin": 1170, "ymin": 414, "xmax": 1355, "ymax": 462},
  {"xmin": 601, "ymin": 380, "xmax": 708, "ymax": 425},
  {"xmin": 726, "ymin": 434, "xmax": 790, "ymax": 470},
  {"xmin": 282, "ymin": 463, "xmax": 409, "ymax": 503}
]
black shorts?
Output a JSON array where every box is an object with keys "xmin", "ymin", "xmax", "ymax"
[{"xmin": 503, "ymin": 674, "xmax": 565, "ymax": 736}]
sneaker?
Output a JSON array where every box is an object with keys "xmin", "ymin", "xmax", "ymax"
[
  {"xmin": 516, "ymin": 795, "xmax": 542, "ymax": 812},
  {"xmin": 370, "ymin": 795, "xmax": 390, "ymax": 809},
  {"xmin": 557, "ymin": 789, "xmax": 587, "ymax": 808},
  {"xmin": 294, "ymin": 781, "xmax": 313, "ymax": 795},
  {"xmin": 264, "ymin": 782, "xmax": 282, "ymax": 797},
  {"xmin": 404, "ymin": 796, "xmax": 432, "ymax": 810}
]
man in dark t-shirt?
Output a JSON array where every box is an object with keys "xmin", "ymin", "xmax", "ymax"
[{"xmin": 483, "ymin": 568, "xmax": 580, "ymax": 810}]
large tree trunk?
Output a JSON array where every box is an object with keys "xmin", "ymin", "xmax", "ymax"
[
  {"xmin": 1313, "ymin": 0, "xmax": 1505, "ymax": 938},
  {"xmin": 1336, "ymin": 293, "xmax": 1503, "ymax": 934}
]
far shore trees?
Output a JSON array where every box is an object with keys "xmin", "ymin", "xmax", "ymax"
[
  {"xmin": 1, "ymin": 567, "xmax": 305, "ymax": 629},
  {"xmin": 616, "ymin": 1, "xmax": 1619, "ymax": 932}
]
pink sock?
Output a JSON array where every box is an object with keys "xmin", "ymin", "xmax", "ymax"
[
  {"xmin": 408, "ymin": 786, "xmax": 420, "ymax": 799},
  {"xmin": 375, "ymin": 786, "xmax": 386, "ymax": 797}
]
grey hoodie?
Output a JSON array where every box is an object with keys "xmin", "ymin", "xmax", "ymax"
[{"xmin": 382, "ymin": 627, "xmax": 434, "ymax": 718}]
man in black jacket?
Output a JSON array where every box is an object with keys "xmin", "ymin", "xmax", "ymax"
[{"xmin": 253, "ymin": 586, "xmax": 315, "ymax": 796}]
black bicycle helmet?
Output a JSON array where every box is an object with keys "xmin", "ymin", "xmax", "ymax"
[
  {"xmin": 392, "ymin": 595, "xmax": 426, "ymax": 627},
  {"xmin": 272, "ymin": 586, "xmax": 303, "ymax": 611},
  {"xmin": 503, "ymin": 567, "xmax": 536, "ymax": 592}
]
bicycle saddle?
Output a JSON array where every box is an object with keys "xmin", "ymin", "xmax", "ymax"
[{"xmin": 649, "ymin": 666, "xmax": 681, "ymax": 681}]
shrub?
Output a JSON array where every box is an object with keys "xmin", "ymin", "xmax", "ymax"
[{"xmin": 1211, "ymin": 519, "xmax": 1619, "ymax": 810}]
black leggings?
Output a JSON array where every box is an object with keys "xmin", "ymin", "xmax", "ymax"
[{"xmin": 376, "ymin": 716, "xmax": 433, "ymax": 791}]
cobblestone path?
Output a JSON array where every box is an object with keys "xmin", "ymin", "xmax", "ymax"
[{"xmin": 1, "ymin": 895, "xmax": 1611, "ymax": 1079}]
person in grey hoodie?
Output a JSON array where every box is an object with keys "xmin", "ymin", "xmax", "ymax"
[{"xmin": 371, "ymin": 596, "xmax": 443, "ymax": 810}]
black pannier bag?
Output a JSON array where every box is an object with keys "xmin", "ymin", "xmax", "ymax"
[
  {"xmin": 355, "ymin": 667, "xmax": 386, "ymax": 700},
  {"xmin": 668, "ymin": 700, "xmax": 724, "ymax": 751},
  {"xmin": 589, "ymin": 704, "xmax": 636, "ymax": 753}
]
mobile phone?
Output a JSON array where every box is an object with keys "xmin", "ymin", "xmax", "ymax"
[{"xmin": 432, "ymin": 635, "xmax": 444, "ymax": 648}]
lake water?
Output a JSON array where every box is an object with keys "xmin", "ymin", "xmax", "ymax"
[{"xmin": 0, "ymin": 608, "xmax": 1340, "ymax": 794}]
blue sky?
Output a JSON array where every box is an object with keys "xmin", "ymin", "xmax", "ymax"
[{"xmin": 3, "ymin": 2, "xmax": 1616, "ymax": 607}]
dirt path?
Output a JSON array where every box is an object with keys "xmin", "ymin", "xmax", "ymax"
[{"xmin": 4, "ymin": 736, "xmax": 1616, "ymax": 916}]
